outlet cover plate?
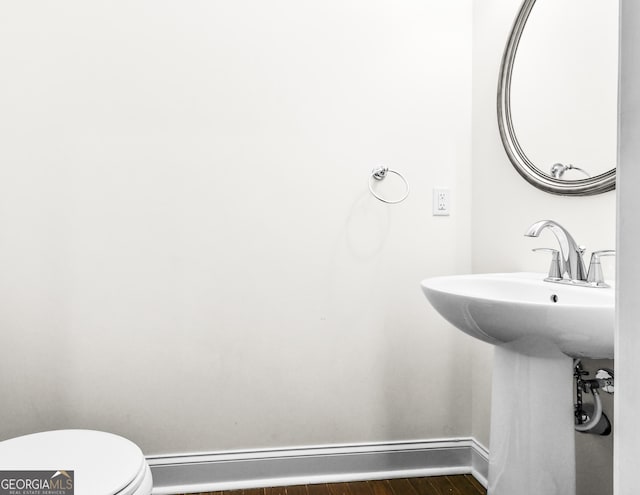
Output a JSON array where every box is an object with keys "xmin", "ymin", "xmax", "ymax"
[{"xmin": 432, "ymin": 188, "xmax": 450, "ymax": 216}]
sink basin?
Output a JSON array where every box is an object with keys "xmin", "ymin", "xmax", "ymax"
[{"xmin": 421, "ymin": 272, "xmax": 614, "ymax": 358}]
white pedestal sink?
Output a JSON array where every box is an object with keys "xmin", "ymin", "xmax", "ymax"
[
  {"xmin": 421, "ymin": 272, "xmax": 615, "ymax": 495},
  {"xmin": 421, "ymin": 272, "xmax": 614, "ymax": 359}
]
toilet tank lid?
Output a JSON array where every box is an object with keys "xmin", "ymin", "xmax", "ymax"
[{"xmin": 0, "ymin": 429, "xmax": 146, "ymax": 495}]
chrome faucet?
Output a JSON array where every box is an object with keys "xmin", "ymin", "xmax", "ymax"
[{"xmin": 525, "ymin": 220, "xmax": 587, "ymax": 282}]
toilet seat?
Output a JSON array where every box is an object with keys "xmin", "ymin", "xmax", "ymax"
[
  {"xmin": 0, "ymin": 430, "xmax": 152, "ymax": 495},
  {"xmin": 118, "ymin": 462, "xmax": 153, "ymax": 495}
]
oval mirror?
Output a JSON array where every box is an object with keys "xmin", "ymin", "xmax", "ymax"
[{"xmin": 497, "ymin": 0, "xmax": 618, "ymax": 195}]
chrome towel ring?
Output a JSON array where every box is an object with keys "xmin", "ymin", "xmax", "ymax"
[{"xmin": 368, "ymin": 166, "xmax": 409, "ymax": 204}]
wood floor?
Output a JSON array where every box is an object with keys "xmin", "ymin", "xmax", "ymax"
[{"xmin": 182, "ymin": 476, "xmax": 487, "ymax": 495}]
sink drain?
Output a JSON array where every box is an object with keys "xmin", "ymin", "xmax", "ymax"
[{"xmin": 550, "ymin": 294, "xmax": 559, "ymax": 303}]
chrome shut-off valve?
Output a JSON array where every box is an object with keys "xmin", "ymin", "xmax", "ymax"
[{"xmin": 574, "ymin": 362, "xmax": 614, "ymax": 436}]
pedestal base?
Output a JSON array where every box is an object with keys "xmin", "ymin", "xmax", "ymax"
[{"xmin": 488, "ymin": 337, "xmax": 576, "ymax": 495}]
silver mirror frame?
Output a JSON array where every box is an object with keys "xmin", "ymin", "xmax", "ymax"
[{"xmin": 497, "ymin": 0, "xmax": 616, "ymax": 196}]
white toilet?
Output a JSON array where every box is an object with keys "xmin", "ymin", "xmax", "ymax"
[{"xmin": 0, "ymin": 429, "xmax": 152, "ymax": 495}]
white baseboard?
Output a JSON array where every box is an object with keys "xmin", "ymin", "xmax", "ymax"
[{"xmin": 147, "ymin": 438, "xmax": 489, "ymax": 495}]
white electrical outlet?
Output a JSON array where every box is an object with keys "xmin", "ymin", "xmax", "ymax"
[{"xmin": 432, "ymin": 188, "xmax": 450, "ymax": 216}]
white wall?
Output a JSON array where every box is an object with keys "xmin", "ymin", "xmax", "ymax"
[
  {"xmin": 472, "ymin": 1, "xmax": 616, "ymax": 494},
  {"xmin": 0, "ymin": 1, "xmax": 473, "ymax": 455}
]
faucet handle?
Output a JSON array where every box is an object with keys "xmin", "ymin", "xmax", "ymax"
[
  {"xmin": 586, "ymin": 250, "xmax": 616, "ymax": 287},
  {"xmin": 532, "ymin": 248, "xmax": 562, "ymax": 281}
]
